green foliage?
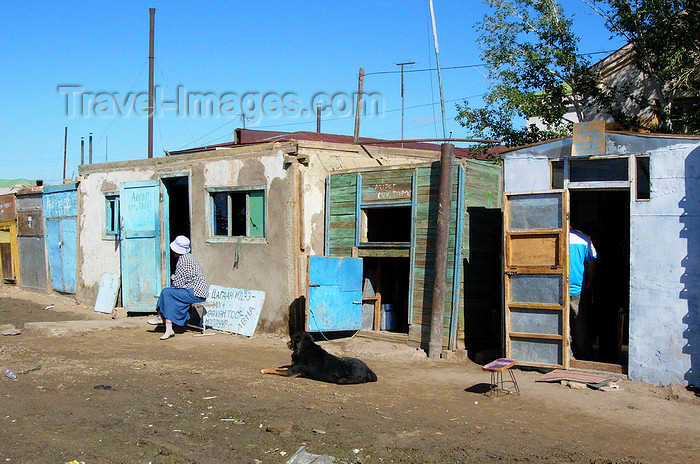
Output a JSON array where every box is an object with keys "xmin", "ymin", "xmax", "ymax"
[
  {"xmin": 456, "ymin": 0, "xmax": 598, "ymax": 146},
  {"xmin": 586, "ymin": 0, "xmax": 700, "ymax": 133},
  {"xmin": 457, "ymin": 0, "xmax": 700, "ymax": 144}
]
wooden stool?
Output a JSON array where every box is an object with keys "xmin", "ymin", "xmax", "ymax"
[{"xmin": 482, "ymin": 358, "xmax": 520, "ymax": 396}]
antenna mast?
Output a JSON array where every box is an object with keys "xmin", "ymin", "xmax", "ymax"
[{"xmin": 429, "ymin": 0, "xmax": 446, "ymax": 138}]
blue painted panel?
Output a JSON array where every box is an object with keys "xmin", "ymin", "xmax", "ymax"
[
  {"xmin": 45, "ymin": 219, "xmax": 62, "ymax": 291},
  {"xmin": 309, "ymin": 256, "xmax": 362, "ymax": 290},
  {"xmin": 120, "ymin": 181, "xmax": 161, "ymax": 312},
  {"xmin": 60, "ymin": 218, "xmax": 77, "ymax": 292},
  {"xmin": 308, "ymin": 256, "xmax": 363, "ymax": 331},
  {"xmin": 43, "ymin": 184, "xmax": 78, "ymax": 219},
  {"xmin": 43, "ymin": 185, "xmax": 78, "ymax": 293}
]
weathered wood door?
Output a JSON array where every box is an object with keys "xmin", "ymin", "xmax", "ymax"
[
  {"xmin": 504, "ymin": 191, "xmax": 569, "ymax": 368},
  {"xmin": 307, "ymin": 256, "xmax": 363, "ymax": 332},
  {"xmin": 120, "ymin": 181, "xmax": 162, "ymax": 312},
  {"xmin": 43, "ymin": 184, "xmax": 78, "ymax": 293}
]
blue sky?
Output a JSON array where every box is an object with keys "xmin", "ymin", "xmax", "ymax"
[{"xmin": 0, "ymin": 0, "xmax": 624, "ymax": 184}]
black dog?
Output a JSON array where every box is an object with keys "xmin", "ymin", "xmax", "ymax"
[{"xmin": 261, "ymin": 331, "xmax": 377, "ymax": 384}]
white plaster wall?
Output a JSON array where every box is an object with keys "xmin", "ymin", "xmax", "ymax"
[
  {"xmin": 503, "ymin": 134, "xmax": 700, "ymax": 386},
  {"xmin": 628, "ymin": 140, "xmax": 700, "ymax": 386},
  {"xmin": 78, "ymin": 168, "xmax": 156, "ymax": 302}
]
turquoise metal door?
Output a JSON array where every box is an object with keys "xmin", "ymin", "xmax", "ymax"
[
  {"xmin": 120, "ymin": 181, "xmax": 162, "ymax": 312},
  {"xmin": 307, "ymin": 256, "xmax": 363, "ymax": 331},
  {"xmin": 43, "ymin": 184, "xmax": 78, "ymax": 293}
]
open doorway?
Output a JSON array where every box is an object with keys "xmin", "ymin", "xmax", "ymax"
[
  {"xmin": 362, "ymin": 257, "xmax": 410, "ymax": 333},
  {"xmin": 162, "ymin": 176, "xmax": 191, "ymax": 276},
  {"xmin": 569, "ymin": 190, "xmax": 630, "ymax": 369}
]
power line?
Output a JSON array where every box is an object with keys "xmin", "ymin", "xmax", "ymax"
[{"xmin": 364, "ymin": 50, "xmax": 618, "ymax": 77}]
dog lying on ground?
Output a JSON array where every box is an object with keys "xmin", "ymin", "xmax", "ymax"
[{"xmin": 261, "ymin": 331, "xmax": 377, "ymax": 384}]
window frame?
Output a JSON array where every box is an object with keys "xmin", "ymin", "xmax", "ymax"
[
  {"xmin": 207, "ymin": 185, "xmax": 266, "ymax": 242},
  {"xmin": 104, "ymin": 192, "xmax": 120, "ymax": 238}
]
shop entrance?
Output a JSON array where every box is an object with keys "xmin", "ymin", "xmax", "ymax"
[
  {"xmin": 162, "ymin": 176, "xmax": 190, "ymax": 277},
  {"xmin": 569, "ymin": 189, "xmax": 630, "ymax": 369},
  {"xmin": 361, "ymin": 257, "xmax": 410, "ymax": 333}
]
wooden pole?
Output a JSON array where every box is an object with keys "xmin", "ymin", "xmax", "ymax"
[
  {"xmin": 62, "ymin": 127, "xmax": 68, "ymax": 180},
  {"xmin": 148, "ymin": 7, "xmax": 155, "ymax": 159},
  {"xmin": 428, "ymin": 143, "xmax": 454, "ymax": 359},
  {"xmin": 353, "ymin": 67, "xmax": 364, "ymax": 143}
]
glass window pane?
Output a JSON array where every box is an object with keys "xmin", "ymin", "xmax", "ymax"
[
  {"xmin": 248, "ymin": 190, "xmax": 265, "ymax": 237},
  {"xmin": 551, "ymin": 160, "xmax": 564, "ymax": 189},
  {"xmin": 213, "ymin": 192, "xmax": 229, "ymax": 236},
  {"xmin": 508, "ymin": 194, "xmax": 562, "ymax": 230},
  {"xmin": 231, "ymin": 192, "xmax": 247, "ymax": 236},
  {"xmin": 570, "ymin": 158, "xmax": 628, "ymax": 182},
  {"xmin": 511, "ymin": 337, "xmax": 562, "ymax": 365},
  {"xmin": 510, "ymin": 274, "xmax": 562, "ymax": 305},
  {"xmin": 510, "ymin": 307, "xmax": 561, "ymax": 335},
  {"xmin": 636, "ymin": 156, "xmax": 650, "ymax": 200}
]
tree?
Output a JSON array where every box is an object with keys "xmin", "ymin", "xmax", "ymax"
[
  {"xmin": 585, "ymin": 0, "xmax": 700, "ymax": 134},
  {"xmin": 456, "ymin": 0, "xmax": 599, "ymax": 147},
  {"xmin": 457, "ymin": 0, "xmax": 700, "ymax": 146}
]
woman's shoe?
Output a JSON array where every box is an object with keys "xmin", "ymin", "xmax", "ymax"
[
  {"xmin": 147, "ymin": 315, "xmax": 163, "ymax": 325},
  {"xmin": 160, "ymin": 331, "xmax": 174, "ymax": 340}
]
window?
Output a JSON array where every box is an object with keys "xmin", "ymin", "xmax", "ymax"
[
  {"xmin": 210, "ymin": 188, "xmax": 265, "ymax": 238},
  {"xmin": 551, "ymin": 158, "xmax": 628, "ymax": 188},
  {"xmin": 104, "ymin": 194, "xmax": 120, "ymax": 236},
  {"xmin": 635, "ymin": 155, "xmax": 650, "ymax": 201},
  {"xmin": 361, "ymin": 206, "xmax": 411, "ymax": 243}
]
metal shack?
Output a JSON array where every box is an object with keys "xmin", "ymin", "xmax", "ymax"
[
  {"xmin": 323, "ymin": 157, "xmax": 501, "ymax": 353},
  {"xmin": 501, "ymin": 131, "xmax": 699, "ymax": 386},
  {"xmin": 16, "ymin": 186, "xmax": 50, "ymax": 293},
  {"xmin": 76, "ymin": 131, "xmax": 472, "ymax": 336},
  {"xmin": 0, "ymin": 193, "xmax": 19, "ymax": 284}
]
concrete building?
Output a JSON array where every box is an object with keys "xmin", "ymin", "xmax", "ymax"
[
  {"xmin": 76, "ymin": 130, "xmax": 501, "ymax": 346},
  {"xmin": 501, "ymin": 131, "xmax": 699, "ymax": 386}
]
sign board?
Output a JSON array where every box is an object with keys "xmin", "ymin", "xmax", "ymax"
[
  {"xmin": 203, "ymin": 285, "xmax": 265, "ymax": 337},
  {"xmin": 94, "ymin": 273, "xmax": 120, "ymax": 314},
  {"xmin": 572, "ymin": 120, "xmax": 606, "ymax": 157}
]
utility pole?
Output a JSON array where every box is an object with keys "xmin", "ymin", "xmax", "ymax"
[
  {"xmin": 396, "ymin": 61, "xmax": 415, "ymax": 146},
  {"xmin": 148, "ymin": 7, "xmax": 155, "ymax": 159},
  {"xmin": 353, "ymin": 68, "xmax": 364, "ymax": 143}
]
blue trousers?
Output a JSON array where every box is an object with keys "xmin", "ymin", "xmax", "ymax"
[{"xmin": 156, "ymin": 287, "xmax": 205, "ymax": 326}]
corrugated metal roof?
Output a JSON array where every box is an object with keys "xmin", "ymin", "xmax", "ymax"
[{"xmin": 169, "ymin": 129, "xmax": 504, "ymax": 160}]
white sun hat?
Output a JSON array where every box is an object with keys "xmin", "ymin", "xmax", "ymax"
[{"xmin": 169, "ymin": 235, "xmax": 190, "ymax": 254}]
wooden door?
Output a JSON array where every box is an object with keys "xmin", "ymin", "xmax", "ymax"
[{"xmin": 504, "ymin": 191, "xmax": 569, "ymax": 368}]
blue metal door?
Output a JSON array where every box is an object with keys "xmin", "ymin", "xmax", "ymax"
[
  {"xmin": 307, "ymin": 256, "xmax": 363, "ymax": 331},
  {"xmin": 43, "ymin": 184, "xmax": 78, "ymax": 293},
  {"xmin": 120, "ymin": 181, "xmax": 161, "ymax": 312}
]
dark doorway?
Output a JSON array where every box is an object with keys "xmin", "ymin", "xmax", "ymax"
[
  {"xmin": 163, "ymin": 177, "xmax": 191, "ymax": 275},
  {"xmin": 569, "ymin": 190, "xmax": 630, "ymax": 368},
  {"xmin": 362, "ymin": 257, "xmax": 410, "ymax": 333}
]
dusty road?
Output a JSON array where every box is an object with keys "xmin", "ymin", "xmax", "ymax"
[{"xmin": 1, "ymin": 285, "xmax": 698, "ymax": 464}]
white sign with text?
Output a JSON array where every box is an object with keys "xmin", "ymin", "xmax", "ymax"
[{"xmin": 204, "ymin": 285, "xmax": 265, "ymax": 337}]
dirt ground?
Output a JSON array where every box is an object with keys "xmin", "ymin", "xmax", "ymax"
[{"xmin": 0, "ymin": 285, "xmax": 698, "ymax": 464}]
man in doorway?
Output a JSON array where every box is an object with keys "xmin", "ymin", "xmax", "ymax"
[{"xmin": 569, "ymin": 224, "xmax": 597, "ymax": 359}]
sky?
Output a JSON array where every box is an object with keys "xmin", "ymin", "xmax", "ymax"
[{"xmin": 0, "ymin": 0, "xmax": 625, "ymax": 184}]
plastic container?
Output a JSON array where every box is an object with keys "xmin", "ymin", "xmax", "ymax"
[
  {"xmin": 5, "ymin": 369, "xmax": 17, "ymax": 380},
  {"xmin": 380, "ymin": 304, "xmax": 396, "ymax": 331}
]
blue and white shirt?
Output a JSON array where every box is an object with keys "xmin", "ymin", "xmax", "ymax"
[
  {"xmin": 569, "ymin": 229, "xmax": 597, "ymax": 297},
  {"xmin": 171, "ymin": 253, "xmax": 209, "ymax": 299}
]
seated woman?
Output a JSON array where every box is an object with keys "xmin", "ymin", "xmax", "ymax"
[{"xmin": 148, "ymin": 235, "xmax": 209, "ymax": 340}]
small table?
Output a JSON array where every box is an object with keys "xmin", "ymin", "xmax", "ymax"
[{"xmin": 482, "ymin": 358, "xmax": 520, "ymax": 396}]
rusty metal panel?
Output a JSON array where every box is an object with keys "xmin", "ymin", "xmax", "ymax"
[
  {"xmin": 0, "ymin": 194, "xmax": 16, "ymax": 222},
  {"xmin": 18, "ymin": 210, "xmax": 44, "ymax": 236},
  {"xmin": 19, "ymin": 236, "xmax": 48, "ymax": 292}
]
